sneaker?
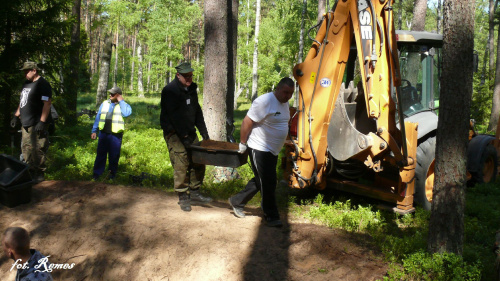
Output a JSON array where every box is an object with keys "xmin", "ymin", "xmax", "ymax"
[
  {"xmin": 265, "ymin": 219, "xmax": 283, "ymax": 228},
  {"xmin": 178, "ymin": 192, "xmax": 192, "ymax": 212},
  {"xmin": 228, "ymin": 197, "xmax": 245, "ymax": 218},
  {"xmin": 190, "ymin": 189, "xmax": 213, "ymax": 203}
]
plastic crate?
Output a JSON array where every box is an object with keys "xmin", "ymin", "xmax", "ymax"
[
  {"xmin": 0, "ymin": 181, "xmax": 32, "ymax": 208},
  {"xmin": 0, "ymin": 154, "xmax": 32, "ymax": 187},
  {"xmin": 190, "ymin": 140, "xmax": 248, "ymax": 168}
]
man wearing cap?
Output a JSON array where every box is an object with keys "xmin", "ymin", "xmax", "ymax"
[
  {"xmin": 91, "ymin": 86, "xmax": 132, "ymax": 181},
  {"xmin": 10, "ymin": 61, "xmax": 53, "ymax": 183},
  {"xmin": 160, "ymin": 62, "xmax": 212, "ymax": 212}
]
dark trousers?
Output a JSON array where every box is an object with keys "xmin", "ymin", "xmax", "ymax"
[
  {"xmin": 164, "ymin": 131, "xmax": 204, "ymax": 193},
  {"xmin": 231, "ymin": 148, "xmax": 280, "ymax": 220},
  {"xmin": 21, "ymin": 126, "xmax": 49, "ymax": 175},
  {"xmin": 93, "ymin": 132, "xmax": 122, "ymax": 178}
]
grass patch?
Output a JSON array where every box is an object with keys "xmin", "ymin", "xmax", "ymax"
[
  {"xmin": 4, "ymin": 92, "xmax": 497, "ymax": 281},
  {"xmin": 45, "ymin": 92, "xmax": 256, "ymax": 197},
  {"xmin": 292, "ymin": 180, "xmax": 499, "ymax": 281}
]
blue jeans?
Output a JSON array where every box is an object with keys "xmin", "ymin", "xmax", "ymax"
[
  {"xmin": 93, "ymin": 132, "xmax": 123, "ymax": 179},
  {"xmin": 231, "ymin": 148, "xmax": 280, "ymax": 220}
]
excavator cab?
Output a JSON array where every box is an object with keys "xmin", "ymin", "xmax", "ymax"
[{"xmin": 396, "ymin": 31, "xmax": 442, "ymax": 118}]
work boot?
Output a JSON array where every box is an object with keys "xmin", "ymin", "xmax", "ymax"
[
  {"xmin": 190, "ymin": 189, "xmax": 213, "ymax": 203},
  {"xmin": 178, "ymin": 192, "xmax": 191, "ymax": 212}
]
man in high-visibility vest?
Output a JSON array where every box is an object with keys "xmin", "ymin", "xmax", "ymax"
[{"xmin": 91, "ymin": 86, "xmax": 132, "ymax": 180}]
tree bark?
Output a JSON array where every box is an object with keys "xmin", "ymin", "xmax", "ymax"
[
  {"xmin": 204, "ymin": 0, "xmax": 233, "ymax": 141},
  {"xmin": 406, "ymin": 0, "xmax": 427, "ymax": 86},
  {"xmin": 66, "ymin": 0, "xmax": 81, "ymax": 125},
  {"xmin": 298, "ymin": 0, "xmax": 307, "ymax": 64},
  {"xmin": 147, "ymin": 60, "xmax": 151, "ymax": 92},
  {"xmin": 317, "ymin": 0, "xmax": 326, "ymax": 25},
  {"xmin": 250, "ymin": 0, "xmax": 261, "ymax": 101},
  {"xmin": 428, "ymin": 0, "xmax": 475, "ymax": 256},
  {"xmin": 227, "ymin": 0, "xmax": 238, "ymax": 141},
  {"xmin": 437, "ymin": 0, "xmax": 442, "ymax": 33},
  {"xmin": 113, "ymin": 21, "xmax": 119, "ymax": 87},
  {"xmin": 130, "ymin": 27, "xmax": 137, "ymax": 92},
  {"xmin": 411, "ymin": 0, "xmax": 427, "ymax": 31},
  {"xmin": 489, "ymin": 0, "xmax": 495, "ymax": 79},
  {"xmin": 137, "ymin": 42, "xmax": 144, "ymax": 97},
  {"xmin": 96, "ymin": 35, "xmax": 113, "ymax": 108},
  {"xmin": 489, "ymin": 20, "xmax": 500, "ymax": 131}
]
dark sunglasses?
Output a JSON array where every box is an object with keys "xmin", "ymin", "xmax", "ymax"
[
  {"xmin": 180, "ymin": 74, "xmax": 193, "ymax": 79},
  {"xmin": 110, "ymin": 92, "xmax": 118, "ymax": 97}
]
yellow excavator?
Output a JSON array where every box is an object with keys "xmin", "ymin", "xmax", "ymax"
[{"xmin": 284, "ymin": 0, "xmax": 498, "ymax": 213}]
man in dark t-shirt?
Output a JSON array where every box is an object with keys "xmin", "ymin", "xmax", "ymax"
[{"xmin": 11, "ymin": 61, "xmax": 53, "ymax": 183}]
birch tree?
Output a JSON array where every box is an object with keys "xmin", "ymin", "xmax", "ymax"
[{"xmin": 250, "ymin": 0, "xmax": 261, "ymax": 101}]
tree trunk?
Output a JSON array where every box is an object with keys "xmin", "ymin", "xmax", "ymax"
[
  {"xmin": 113, "ymin": 21, "xmax": 119, "ymax": 87},
  {"xmin": 411, "ymin": 0, "xmax": 427, "ymax": 31},
  {"xmin": 437, "ymin": 0, "xmax": 442, "ymax": 33},
  {"xmin": 428, "ymin": 0, "xmax": 475, "ymax": 256},
  {"xmin": 147, "ymin": 60, "xmax": 151, "ymax": 93},
  {"xmin": 130, "ymin": 27, "xmax": 137, "ymax": 92},
  {"xmin": 298, "ymin": 0, "xmax": 307, "ymax": 64},
  {"xmin": 397, "ymin": 2, "xmax": 403, "ymax": 30},
  {"xmin": 96, "ymin": 35, "xmax": 113, "ymax": 108},
  {"xmin": 250, "ymin": 0, "xmax": 261, "ymax": 101},
  {"xmin": 227, "ymin": 0, "xmax": 238, "ymax": 141},
  {"xmin": 66, "ymin": 0, "xmax": 81, "ymax": 125},
  {"xmin": 481, "ymin": 47, "xmax": 488, "ymax": 86},
  {"xmin": 489, "ymin": 21, "xmax": 500, "ymax": 131},
  {"xmin": 137, "ymin": 42, "xmax": 144, "ymax": 97},
  {"xmin": 317, "ymin": 0, "xmax": 326, "ymax": 25},
  {"xmin": 489, "ymin": 0, "xmax": 495, "ymax": 80},
  {"xmin": 406, "ymin": 0, "xmax": 427, "ymax": 86},
  {"xmin": 204, "ymin": 0, "xmax": 233, "ymax": 141}
]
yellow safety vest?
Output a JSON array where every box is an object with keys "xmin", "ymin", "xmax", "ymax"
[{"xmin": 98, "ymin": 100, "xmax": 125, "ymax": 133}]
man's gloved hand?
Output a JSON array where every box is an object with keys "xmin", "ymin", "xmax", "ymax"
[
  {"xmin": 35, "ymin": 120, "xmax": 47, "ymax": 132},
  {"xmin": 10, "ymin": 116, "xmax": 20, "ymax": 128},
  {"xmin": 182, "ymin": 136, "xmax": 194, "ymax": 148},
  {"xmin": 202, "ymin": 133, "xmax": 210, "ymax": 140},
  {"xmin": 238, "ymin": 142, "xmax": 248, "ymax": 154}
]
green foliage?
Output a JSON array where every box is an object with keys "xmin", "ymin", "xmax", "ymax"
[
  {"xmin": 297, "ymin": 181, "xmax": 498, "ymax": 280},
  {"xmin": 307, "ymin": 194, "xmax": 385, "ymax": 232},
  {"xmin": 384, "ymin": 251, "xmax": 482, "ymax": 281},
  {"xmin": 44, "ymin": 93, "xmax": 255, "ymax": 195}
]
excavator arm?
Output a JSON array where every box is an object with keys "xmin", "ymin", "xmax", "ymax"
[{"xmin": 288, "ymin": 0, "xmax": 417, "ymax": 202}]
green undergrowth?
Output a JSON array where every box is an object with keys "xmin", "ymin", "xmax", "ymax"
[
  {"xmin": 5, "ymin": 92, "xmax": 498, "ymax": 280},
  {"xmin": 46, "ymin": 92, "xmax": 258, "ymax": 200},
  {"xmin": 290, "ymin": 180, "xmax": 499, "ymax": 281}
]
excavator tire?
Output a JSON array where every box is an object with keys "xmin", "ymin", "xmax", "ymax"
[
  {"xmin": 470, "ymin": 144, "xmax": 498, "ymax": 185},
  {"xmin": 415, "ymin": 136, "xmax": 436, "ymax": 211}
]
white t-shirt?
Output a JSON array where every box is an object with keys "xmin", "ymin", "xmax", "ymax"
[{"xmin": 247, "ymin": 92, "xmax": 290, "ymax": 155}]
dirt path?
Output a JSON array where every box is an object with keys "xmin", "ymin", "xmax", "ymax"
[{"xmin": 0, "ymin": 181, "xmax": 388, "ymax": 280}]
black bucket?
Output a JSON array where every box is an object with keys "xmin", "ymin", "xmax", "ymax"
[{"xmin": 0, "ymin": 154, "xmax": 33, "ymax": 207}]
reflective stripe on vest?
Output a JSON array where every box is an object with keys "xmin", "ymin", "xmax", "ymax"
[{"xmin": 98, "ymin": 100, "xmax": 125, "ymax": 133}]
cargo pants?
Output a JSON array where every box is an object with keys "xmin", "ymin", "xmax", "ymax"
[
  {"xmin": 164, "ymin": 132, "xmax": 205, "ymax": 193},
  {"xmin": 21, "ymin": 126, "xmax": 49, "ymax": 176}
]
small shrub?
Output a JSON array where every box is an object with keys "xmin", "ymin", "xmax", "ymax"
[{"xmin": 384, "ymin": 251, "xmax": 482, "ymax": 281}]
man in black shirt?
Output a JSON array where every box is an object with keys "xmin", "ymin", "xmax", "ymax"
[
  {"xmin": 160, "ymin": 62, "xmax": 212, "ymax": 212},
  {"xmin": 11, "ymin": 61, "xmax": 52, "ymax": 183}
]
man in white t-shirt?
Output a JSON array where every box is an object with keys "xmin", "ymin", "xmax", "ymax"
[{"xmin": 228, "ymin": 77, "xmax": 294, "ymax": 227}]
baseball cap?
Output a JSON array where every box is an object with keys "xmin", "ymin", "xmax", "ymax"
[
  {"xmin": 175, "ymin": 62, "xmax": 194, "ymax": 74},
  {"xmin": 20, "ymin": 61, "xmax": 38, "ymax": 71},
  {"xmin": 107, "ymin": 86, "xmax": 122, "ymax": 95}
]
